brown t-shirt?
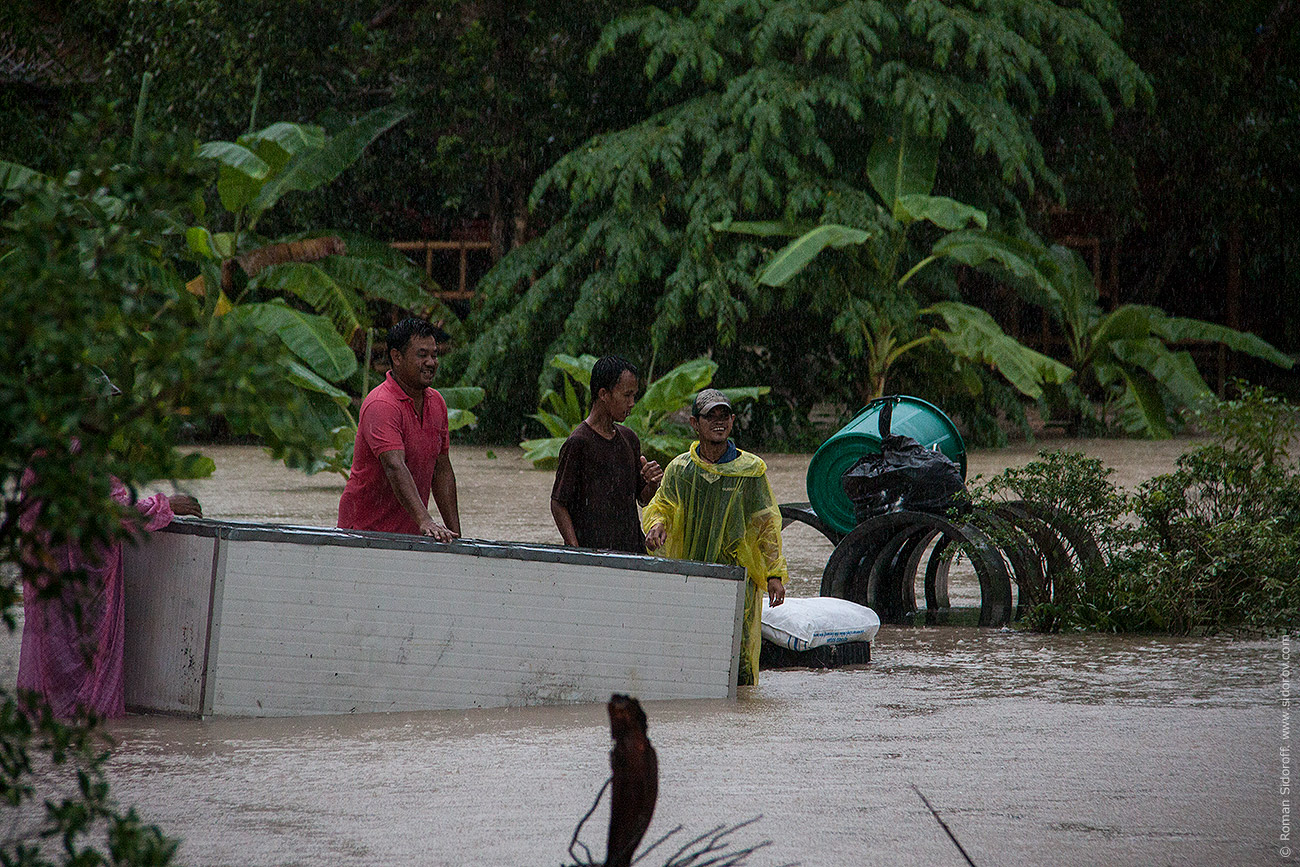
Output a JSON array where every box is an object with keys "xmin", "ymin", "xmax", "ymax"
[{"xmin": 551, "ymin": 421, "xmax": 648, "ymax": 554}]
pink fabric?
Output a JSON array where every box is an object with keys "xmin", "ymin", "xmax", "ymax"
[
  {"xmin": 337, "ymin": 371, "xmax": 450, "ymax": 534},
  {"xmin": 17, "ymin": 475, "xmax": 174, "ymax": 719}
]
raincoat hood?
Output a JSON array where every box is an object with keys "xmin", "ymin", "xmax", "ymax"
[{"xmin": 686, "ymin": 441, "xmax": 767, "ymax": 477}]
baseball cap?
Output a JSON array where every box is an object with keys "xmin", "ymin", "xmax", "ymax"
[{"xmin": 692, "ymin": 388, "xmax": 732, "ymax": 417}]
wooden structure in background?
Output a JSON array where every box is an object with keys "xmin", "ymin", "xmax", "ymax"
[{"xmin": 391, "ymin": 239, "xmax": 492, "ymax": 301}]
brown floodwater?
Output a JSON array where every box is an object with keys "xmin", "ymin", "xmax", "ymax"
[{"xmin": 12, "ymin": 438, "xmax": 1291, "ymax": 865}]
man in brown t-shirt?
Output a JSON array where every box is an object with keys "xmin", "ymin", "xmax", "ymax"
[{"xmin": 551, "ymin": 356, "xmax": 663, "ymax": 553}]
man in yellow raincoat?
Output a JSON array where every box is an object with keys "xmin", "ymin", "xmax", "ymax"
[{"xmin": 643, "ymin": 389, "xmax": 787, "ymax": 685}]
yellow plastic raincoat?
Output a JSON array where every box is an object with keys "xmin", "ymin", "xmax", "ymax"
[{"xmin": 642, "ymin": 442, "xmax": 788, "ymax": 685}]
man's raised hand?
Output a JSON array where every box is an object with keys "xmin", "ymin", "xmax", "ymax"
[{"xmin": 640, "ymin": 455, "xmax": 663, "ymax": 487}]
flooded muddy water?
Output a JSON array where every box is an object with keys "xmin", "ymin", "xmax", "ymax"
[{"xmin": 23, "ymin": 438, "xmax": 1294, "ymax": 865}]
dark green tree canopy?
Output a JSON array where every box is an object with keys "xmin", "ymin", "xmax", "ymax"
[{"xmin": 460, "ymin": 0, "xmax": 1151, "ymax": 421}]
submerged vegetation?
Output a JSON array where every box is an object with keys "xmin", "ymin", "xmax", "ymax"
[{"xmin": 979, "ymin": 386, "xmax": 1300, "ymax": 636}]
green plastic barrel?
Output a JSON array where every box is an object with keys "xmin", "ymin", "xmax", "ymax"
[{"xmin": 805, "ymin": 396, "xmax": 967, "ymax": 536}]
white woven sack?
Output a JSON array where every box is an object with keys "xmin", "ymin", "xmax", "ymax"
[{"xmin": 761, "ymin": 596, "xmax": 880, "ymax": 652}]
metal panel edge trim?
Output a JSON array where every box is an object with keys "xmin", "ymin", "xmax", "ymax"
[
  {"xmin": 728, "ymin": 580, "xmax": 744, "ymax": 698},
  {"xmin": 162, "ymin": 518, "xmax": 745, "ymax": 582},
  {"xmin": 198, "ymin": 533, "xmax": 227, "ymax": 718}
]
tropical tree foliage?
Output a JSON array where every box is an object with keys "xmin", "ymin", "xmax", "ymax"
[
  {"xmin": 0, "ymin": 112, "xmax": 309, "ymax": 866},
  {"xmin": 1029, "ymin": 245, "xmax": 1293, "ymax": 436},
  {"xmin": 5, "ymin": 91, "xmax": 481, "ymax": 473},
  {"xmin": 521, "ymin": 354, "xmax": 768, "ymax": 467},
  {"xmin": 4, "ymin": 0, "xmax": 648, "ymax": 249},
  {"xmin": 185, "ymin": 102, "xmax": 451, "ymax": 472},
  {"xmin": 725, "ymin": 122, "xmax": 1074, "ymax": 402},
  {"xmin": 459, "ymin": 0, "xmax": 1151, "ymax": 431},
  {"xmin": 1048, "ymin": 0, "xmax": 1300, "ymax": 362}
]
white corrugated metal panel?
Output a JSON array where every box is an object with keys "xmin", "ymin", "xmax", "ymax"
[
  {"xmin": 122, "ymin": 531, "xmax": 216, "ymax": 715},
  {"xmin": 207, "ymin": 541, "xmax": 739, "ymax": 716},
  {"xmin": 123, "ymin": 520, "xmax": 744, "ymax": 717}
]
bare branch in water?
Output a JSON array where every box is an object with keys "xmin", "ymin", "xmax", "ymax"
[
  {"xmin": 564, "ymin": 695, "xmax": 792, "ymax": 867},
  {"xmin": 565, "ymin": 811, "xmax": 790, "ymax": 867},
  {"xmin": 567, "ymin": 777, "xmax": 611, "ymax": 866},
  {"xmin": 912, "ymin": 784, "xmax": 977, "ymax": 867}
]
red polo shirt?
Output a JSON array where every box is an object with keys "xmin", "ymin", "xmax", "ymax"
[{"xmin": 338, "ymin": 371, "xmax": 450, "ymax": 534}]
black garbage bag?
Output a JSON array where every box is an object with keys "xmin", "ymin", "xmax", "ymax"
[
  {"xmin": 836, "ymin": 396, "xmax": 969, "ymax": 524},
  {"xmin": 841, "ymin": 435, "xmax": 967, "ymax": 523}
]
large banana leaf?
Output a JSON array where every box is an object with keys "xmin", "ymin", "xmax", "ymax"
[
  {"xmin": 185, "ymin": 227, "xmax": 236, "ymax": 260},
  {"xmin": 241, "ymin": 122, "xmax": 326, "ymax": 175},
  {"xmin": 929, "ymin": 230, "xmax": 1056, "ymax": 293},
  {"xmin": 549, "ymin": 353, "xmax": 599, "ymax": 390},
  {"xmin": 520, "ymin": 437, "xmax": 566, "ymax": 470},
  {"xmin": 1113, "ymin": 365, "xmax": 1172, "ymax": 438},
  {"xmin": 866, "ymin": 123, "xmax": 939, "ymax": 207},
  {"xmin": 280, "ymin": 357, "xmax": 351, "ymax": 403},
  {"xmin": 247, "ymin": 105, "xmax": 410, "ymax": 229},
  {"xmin": 639, "ymin": 432, "xmax": 694, "ymax": 466},
  {"xmin": 925, "ymin": 301, "xmax": 1073, "ymax": 399},
  {"xmin": 208, "ymin": 126, "xmax": 324, "ymax": 215},
  {"xmin": 530, "ymin": 407, "xmax": 575, "ymax": 439},
  {"xmin": 636, "ymin": 357, "xmax": 717, "ymax": 418},
  {"xmin": 438, "ymin": 385, "xmax": 484, "ymax": 431},
  {"xmin": 227, "ymin": 299, "xmax": 357, "ymax": 382},
  {"xmin": 440, "ymin": 386, "xmax": 485, "ymax": 411},
  {"xmin": 758, "ymin": 224, "xmax": 872, "ymax": 287},
  {"xmin": 1090, "ymin": 305, "xmax": 1161, "ymax": 352},
  {"xmin": 198, "ymin": 141, "xmax": 271, "ymax": 179},
  {"xmin": 1042, "ymin": 245, "xmax": 1101, "ymax": 356},
  {"xmin": 0, "ymin": 159, "xmax": 45, "ymax": 191},
  {"xmin": 894, "ymin": 194, "xmax": 987, "ymax": 231},
  {"xmin": 718, "ymin": 385, "xmax": 770, "ymax": 405},
  {"xmin": 446, "ymin": 409, "xmax": 478, "ymax": 431},
  {"xmin": 560, "ymin": 375, "xmax": 586, "ymax": 423},
  {"xmin": 322, "ymin": 255, "xmax": 430, "ymax": 312},
  {"xmin": 1111, "ymin": 338, "xmax": 1212, "ymax": 408},
  {"xmin": 251, "ymin": 263, "xmax": 365, "ymax": 341},
  {"xmin": 1155, "ymin": 312, "xmax": 1294, "ymax": 368},
  {"xmin": 198, "ymin": 141, "xmax": 273, "ymax": 214}
]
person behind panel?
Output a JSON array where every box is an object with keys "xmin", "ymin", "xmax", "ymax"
[
  {"xmin": 551, "ymin": 355, "xmax": 663, "ymax": 553},
  {"xmin": 642, "ymin": 389, "xmax": 787, "ymax": 685},
  {"xmin": 338, "ymin": 318, "xmax": 461, "ymax": 542}
]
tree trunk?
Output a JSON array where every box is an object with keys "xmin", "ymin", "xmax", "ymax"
[
  {"xmin": 1219, "ymin": 222, "xmax": 1243, "ymax": 395},
  {"xmin": 511, "ymin": 174, "xmax": 529, "ymax": 249},
  {"xmin": 488, "ymin": 161, "xmax": 506, "ymax": 262}
]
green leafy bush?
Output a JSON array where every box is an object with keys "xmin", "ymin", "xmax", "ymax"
[
  {"xmin": 978, "ymin": 386, "xmax": 1300, "ymax": 635},
  {"xmin": 1110, "ymin": 387, "xmax": 1300, "ymax": 634},
  {"xmin": 0, "ymin": 108, "xmax": 291, "ymax": 866}
]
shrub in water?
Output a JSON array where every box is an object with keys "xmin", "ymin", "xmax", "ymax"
[
  {"xmin": 976, "ymin": 386, "xmax": 1300, "ymax": 635},
  {"xmin": 1112, "ymin": 387, "xmax": 1300, "ymax": 635}
]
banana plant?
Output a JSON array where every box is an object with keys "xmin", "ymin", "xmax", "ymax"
[
  {"xmin": 2, "ymin": 93, "xmax": 481, "ymax": 475},
  {"xmin": 521, "ymin": 354, "xmax": 769, "ymax": 468},
  {"xmin": 185, "ymin": 103, "xmax": 486, "ymax": 472},
  {"xmin": 1034, "ymin": 245, "xmax": 1293, "ymax": 437},
  {"xmin": 187, "ymin": 104, "xmax": 430, "ymax": 335},
  {"xmin": 716, "ymin": 122, "xmax": 1072, "ymax": 404}
]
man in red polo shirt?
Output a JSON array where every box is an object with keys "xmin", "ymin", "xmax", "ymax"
[{"xmin": 338, "ymin": 318, "xmax": 461, "ymax": 541}]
